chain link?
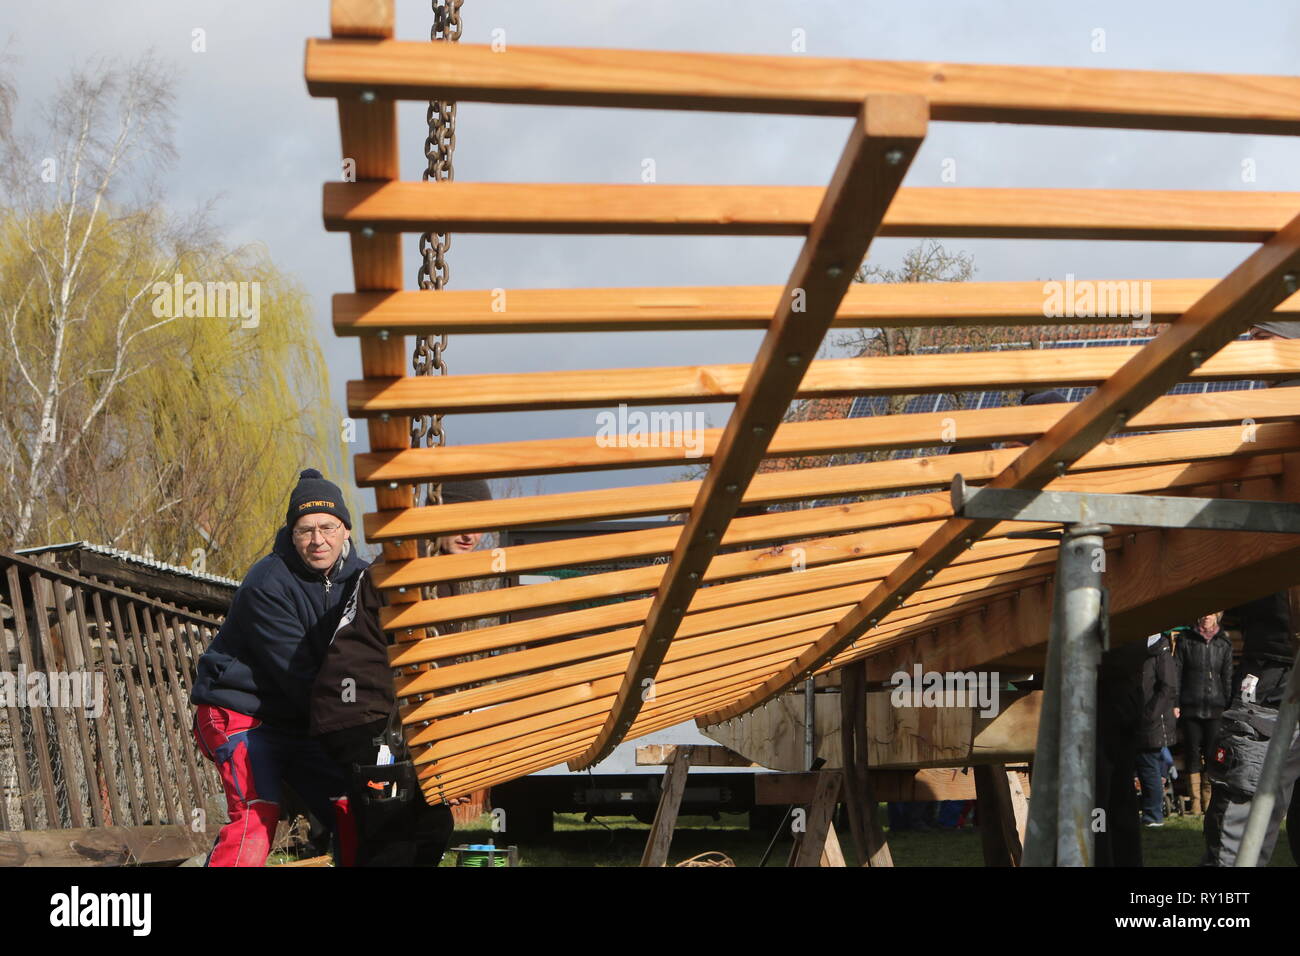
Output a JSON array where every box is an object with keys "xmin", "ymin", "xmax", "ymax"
[
  {"xmin": 412, "ymin": 0, "xmax": 462, "ymax": 517},
  {"xmin": 411, "ymin": 1, "xmax": 464, "ymax": 641}
]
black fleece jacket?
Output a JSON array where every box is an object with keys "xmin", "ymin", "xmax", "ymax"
[{"xmin": 190, "ymin": 527, "xmax": 368, "ymax": 732}]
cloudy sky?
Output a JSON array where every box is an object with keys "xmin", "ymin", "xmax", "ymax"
[{"xmin": 6, "ymin": 0, "xmax": 1300, "ymax": 546}]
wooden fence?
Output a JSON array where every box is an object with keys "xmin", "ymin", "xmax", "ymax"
[{"xmin": 0, "ymin": 550, "xmax": 224, "ymax": 836}]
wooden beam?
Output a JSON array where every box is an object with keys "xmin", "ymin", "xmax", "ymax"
[
  {"xmin": 703, "ymin": 207, "xmax": 1300, "ymax": 725},
  {"xmin": 327, "ymin": 0, "xmax": 421, "ymax": 627},
  {"xmin": 640, "ymin": 746, "xmax": 692, "ymax": 867},
  {"xmin": 333, "ymin": 280, "xmax": 1300, "ymax": 335},
  {"xmin": 379, "ymin": 455, "xmax": 1281, "ymax": 635},
  {"xmin": 635, "ymin": 744, "xmax": 757, "ymax": 767},
  {"xmin": 0, "ymin": 824, "xmax": 213, "ymax": 867},
  {"xmin": 327, "ymin": 181, "xmax": 1300, "ymax": 242},
  {"xmin": 354, "ymin": 384, "xmax": 1300, "ymax": 486},
  {"xmin": 304, "ymin": 40, "xmax": 1300, "ymax": 134},
  {"xmin": 577, "ymin": 95, "xmax": 924, "ymax": 770},
  {"xmin": 347, "ymin": 339, "xmax": 1300, "ymax": 415},
  {"xmin": 865, "ymin": 465, "xmax": 1300, "ymax": 679},
  {"xmin": 364, "ymin": 421, "xmax": 1298, "ymax": 550}
]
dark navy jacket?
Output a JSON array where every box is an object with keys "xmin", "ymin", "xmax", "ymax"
[{"xmin": 191, "ymin": 526, "xmax": 369, "ymax": 732}]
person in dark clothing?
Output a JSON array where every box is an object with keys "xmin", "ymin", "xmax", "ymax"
[
  {"xmin": 190, "ymin": 468, "xmax": 369, "ymax": 866},
  {"xmin": 1135, "ymin": 634, "xmax": 1178, "ymax": 827},
  {"xmin": 311, "ymin": 478, "xmax": 492, "ymax": 866},
  {"xmin": 1174, "ymin": 612, "xmax": 1233, "ymax": 815},
  {"xmin": 1095, "ymin": 636, "xmax": 1147, "ymax": 866},
  {"xmin": 1201, "ymin": 587, "xmax": 1300, "ymax": 865}
]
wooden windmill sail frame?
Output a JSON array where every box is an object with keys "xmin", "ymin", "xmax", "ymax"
[{"xmin": 309, "ymin": 0, "xmax": 1300, "ymax": 804}]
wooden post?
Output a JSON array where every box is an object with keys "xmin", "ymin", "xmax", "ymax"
[
  {"xmin": 791, "ymin": 771, "xmax": 842, "ymax": 867},
  {"xmin": 640, "ymin": 745, "xmax": 693, "ymax": 866},
  {"xmin": 974, "ymin": 763, "xmax": 1025, "ymax": 866},
  {"xmin": 819, "ymin": 821, "xmax": 847, "ymax": 867},
  {"xmin": 848, "ymin": 661, "xmax": 893, "ymax": 866}
]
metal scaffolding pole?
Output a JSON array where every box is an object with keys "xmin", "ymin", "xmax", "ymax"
[{"xmin": 1054, "ymin": 524, "xmax": 1110, "ymax": 867}]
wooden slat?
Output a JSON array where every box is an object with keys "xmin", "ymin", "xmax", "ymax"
[
  {"xmin": 356, "ymin": 383, "xmax": 1300, "ymax": 486},
  {"xmin": 703, "ymin": 207, "xmax": 1300, "ymax": 724},
  {"xmin": 864, "ymin": 467, "xmax": 1300, "ymax": 678},
  {"xmin": 85, "ymin": 586, "xmax": 145, "ymax": 826},
  {"xmin": 380, "ymin": 454, "xmax": 1281, "ymax": 633},
  {"xmin": 45, "ymin": 573, "xmax": 104, "ymax": 828},
  {"xmin": 3, "ymin": 566, "xmax": 54, "ymax": 827},
  {"xmin": 580, "ymin": 92, "xmax": 928, "ymax": 768},
  {"xmin": 27, "ymin": 572, "xmax": 85, "ymax": 828},
  {"xmin": 121, "ymin": 600, "xmax": 184, "ymax": 825},
  {"xmin": 332, "ymin": 281, "xmax": 1300, "ymax": 335},
  {"xmin": 325, "ymin": 182, "xmax": 1300, "ymax": 242},
  {"xmin": 156, "ymin": 611, "xmax": 209, "ymax": 819},
  {"xmin": 304, "ymin": 40, "xmax": 1300, "ymax": 134},
  {"xmin": 67, "ymin": 583, "xmax": 123, "ymax": 827},
  {"xmin": 363, "ymin": 419, "xmax": 1300, "ymax": 546},
  {"xmin": 105, "ymin": 594, "xmax": 163, "ymax": 826},
  {"xmin": 347, "ymin": 339, "xmax": 1300, "ymax": 416}
]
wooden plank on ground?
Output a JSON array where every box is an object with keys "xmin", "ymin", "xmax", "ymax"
[{"xmin": 0, "ymin": 824, "xmax": 212, "ymax": 867}]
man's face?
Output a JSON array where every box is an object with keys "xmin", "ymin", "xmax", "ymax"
[
  {"xmin": 1196, "ymin": 613, "xmax": 1221, "ymax": 634},
  {"xmin": 439, "ymin": 531, "xmax": 483, "ymax": 555},
  {"xmin": 292, "ymin": 514, "xmax": 350, "ymax": 571},
  {"xmin": 1248, "ymin": 327, "xmax": 1282, "ymax": 340}
]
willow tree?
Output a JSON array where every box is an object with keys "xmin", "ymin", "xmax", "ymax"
[{"xmin": 0, "ymin": 55, "xmax": 349, "ymax": 577}]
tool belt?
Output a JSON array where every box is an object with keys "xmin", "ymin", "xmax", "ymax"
[{"xmin": 352, "ymin": 710, "xmax": 418, "ymax": 808}]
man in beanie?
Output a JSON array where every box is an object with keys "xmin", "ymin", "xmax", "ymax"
[
  {"xmin": 190, "ymin": 468, "xmax": 369, "ymax": 866},
  {"xmin": 310, "ymin": 478, "xmax": 492, "ymax": 866}
]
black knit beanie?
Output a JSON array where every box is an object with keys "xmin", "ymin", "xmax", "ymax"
[
  {"xmin": 286, "ymin": 468, "xmax": 352, "ymax": 529},
  {"xmin": 439, "ymin": 479, "xmax": 493, "ymax": 505}
]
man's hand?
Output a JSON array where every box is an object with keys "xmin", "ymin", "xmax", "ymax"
[
  {"xmin": 1174, "ymin": 707, "xmax": 1180, "ymax": 719},
  {"xmin": 448, "ymin": 795, "xmax": 473, "ymax": 807}
]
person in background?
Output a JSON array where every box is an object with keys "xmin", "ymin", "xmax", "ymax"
[
  {"xmin": 1202, "ymin": 589, "xmax": 1300, "ymax": 865},
  {"xmin": 190, "ymin": 468, "xmax": 368, "ymax": 866},
  {"xmin": 311, "ymin": 479, "xmax": 492, "ymax": 866},
  {"xmin": 1174, "ymin": 612, "xmax": 1232, "ymax": 815},
  {"xmin": 1135, "ymin": 633, "xmax": 1178, "ymax": 828}
]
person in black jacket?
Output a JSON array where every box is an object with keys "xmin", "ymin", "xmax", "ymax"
[
  {"xmin": 1135, "ymin": 634, "xmax": 1178, "ymax": 827},
  {"xmin": 1095, "ymin": 636, "xmax": 1147, "ymax": 865},
  {"xmin": 1174, "ymin": 612, "xmax": 1233, "ymax": 815},
  {"xmin": 189, "ymin": 468, "xmax": 369, "ymax": 866},
  {"xmin": 1202, "ymin": 587, "xmax": 1300, "ymax": 865},
  {"xmin": 310, "ymin": 478, "xmax": 492, "ymax": 866}
]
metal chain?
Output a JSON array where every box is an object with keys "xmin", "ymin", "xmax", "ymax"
[{"xmin": 413, "ymin": 0, "xmax": 463, "ymax": 516}]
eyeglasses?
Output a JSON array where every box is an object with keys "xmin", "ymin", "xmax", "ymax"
[{"xmin": 293, "ymin": 522, "xmax": 343, "ymax": 541}]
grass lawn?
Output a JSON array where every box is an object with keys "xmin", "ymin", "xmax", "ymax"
[{"xmin": 439, "ymin": 809, "xmax": 1294, "ymax": 867}]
